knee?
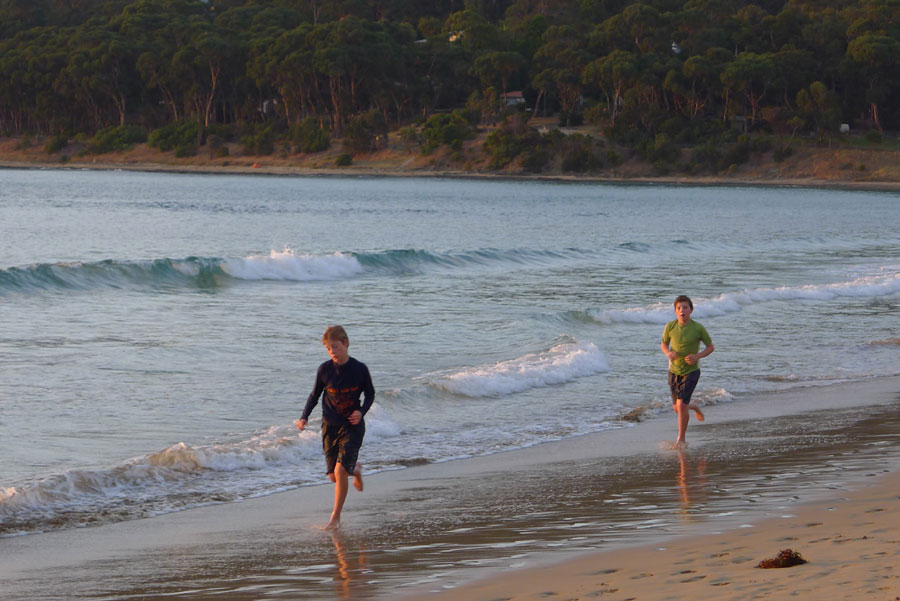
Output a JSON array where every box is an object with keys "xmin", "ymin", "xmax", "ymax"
[{"xmin": 334, "ymin": 463, "xmax": 349, "ymax": 478}]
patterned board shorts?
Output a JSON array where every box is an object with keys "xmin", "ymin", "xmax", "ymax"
[
  {"xmin": 322, "ymin": 421, "xmax": 365, "ymax": 475},
  {"xmin": 668, "ymin": 370, "xmax": 701, "ymax": 405}
]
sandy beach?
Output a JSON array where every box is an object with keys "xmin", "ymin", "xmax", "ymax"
[
  {"xmin": 2, "ymin": 376, "xmax": 900, "ymax": 601},
  {"xmin": 411, "ymin": 467, "xmax": 900, "ymax": 601}
]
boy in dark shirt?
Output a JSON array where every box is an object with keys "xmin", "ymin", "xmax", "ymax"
[{"xmin": 297, "ymin": 325, "xmax": 375, "ymax": 529}]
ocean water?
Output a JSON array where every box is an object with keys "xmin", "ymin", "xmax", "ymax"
[{"xmin": 1, "ymin": 168, "xmax": 899, "ymax": 537}]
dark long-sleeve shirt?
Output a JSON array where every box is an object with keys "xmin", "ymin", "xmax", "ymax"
[{"xmin": 301, "ymin": 357, "xmax": 375, "ymax": 426}]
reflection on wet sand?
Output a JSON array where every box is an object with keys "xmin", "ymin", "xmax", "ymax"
[
  {"xmin": 676, "ymin": 449, "xmax": 708, "ymax": 519},
  {"xmin": 330, "ymin": 531, "xmax": 368, "ymax": 600}
]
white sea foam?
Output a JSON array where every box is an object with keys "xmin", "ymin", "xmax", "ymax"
[
  {"xmin": 587, "ymin": 272, "xmax": 900, "ymax": 325},
  {"xmin": 0, "ymin": 407, "xmax": 403, "ymax": 535},
  {"xmin": 221, "ymin": 249, "xmax": 364, "ymax": 281},
  {"xmin": 432, "ymin": 340, "xmax": 611, "ymax": 397}
]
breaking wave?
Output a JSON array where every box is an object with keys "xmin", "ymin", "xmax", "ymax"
[{"xmin": 430, "ymin": 338, "xmax": 611, "ymax": 397}]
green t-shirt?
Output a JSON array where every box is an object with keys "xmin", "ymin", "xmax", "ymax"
[{"xmin": 662, "ymin": 319, "xmax": 712, "ymax": 376}]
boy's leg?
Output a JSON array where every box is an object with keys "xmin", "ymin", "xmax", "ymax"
[
  {"xmin": 352, "ymin": 463, "xmax": 363, "ymax": 492},
  {"xmin": 675, "ymin": 399, "xmax": 690, "ymax": 444},
  {"xmin": 325, "ymin": 425, "xmax": 365, "ymax": 529},
  {"xmin": 671, "ymin": 371, "xmax": 702, "ymax": 444},
  {"xmin": 326, "ymin": 463, "xmax": 351, "ymax": 530}
]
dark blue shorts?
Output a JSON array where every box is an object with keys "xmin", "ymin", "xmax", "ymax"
[
  {"xmin": 322, "ymin": 422, "xmax": 365, "ymax": 476},
  {"xmin": 668, "ymin": 370, "xmax": 701, "ymax": 405}
]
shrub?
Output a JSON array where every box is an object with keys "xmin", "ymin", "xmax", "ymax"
[
  {"xmin": 336, "ymin": 153, "xmax": 353, "ymax": 166},
  {"xmin": 207, "ymin": 134, "xmax": 228, "ymax": 158},
  {"xmin": 343, "ymin": 109, "xmax": 387, "ymax": 154},
  {"xmin": 205, "ymin": 123, "xmax": 237, "ymax": 142},
  {"xmin": 148, "ymin": 121, "xmax": 199, "ymax": 152},
  {"xmin": 606, "ymin": 150, "xmax": 624, "ymax": 166},
  {"xmin": 584, "ymin": 104, "xmax": 607, "ymax": 126},
  {"xmin": 521, "ymin": 149, "xmax": 550, "ymax": 173},
  {"xmin": 483, "ymin": 114, "xmax": 540, "ymax": 169},
  {"xmin": 560, "ymin": 135, "xmax": 600, "ymax": 173},
  {"xmin": 687, "ymin": 142, "xmax": 722, "ymax": 174},
  {"xmin": 85, "ymin": 125, "xmax": 146, "ymax": 154},
  {"xmin": 865, "ymin": 129, "xmax": 883, "ymax": 145},
  {"xmin": 44, "ymin": 134, "xmax": 68, "ymax": 154},
  {"xmin": 291, "ymin": 117, "xmax": 330, "ymax": 153},
  {"xmin": 174, "ymin": 143, "xmax": 197, "ymax": 158},
  {"xmin": 241, "ymin": 124, "xmax": 276, "ymax": 156},
  {"xmin": 421, "ymin": 112, "xmax": 473, "ymax": 154},
  {"xmin": 773, "ymin": 146, "xmax": 793, "ymax": 162}
]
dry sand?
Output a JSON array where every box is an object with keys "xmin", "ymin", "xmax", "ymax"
[{"xmin": 409, "ymin": 469, "xmax": 900, "ymax": 601}]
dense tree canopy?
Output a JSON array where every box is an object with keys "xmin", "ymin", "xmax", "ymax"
[{"xmin": 1, "ymin": 0, "xmax": 898, "ymax": 145}]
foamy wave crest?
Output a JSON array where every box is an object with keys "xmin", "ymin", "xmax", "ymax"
[
  {"xmin": 0, "ymin": 425, "xmax": 321, "ymax": 536},
  {"xmin": 0, "ymin": 407, "xmax": 402, "ymax": 536},
  {"xmin": 585, "ymin": 272, "xmax": 900, "ymax": 325},
  {"xmin": 431, "ymin": 339, "xmax": 610, "ymax": 397},
  {"xmin": 221, "ymin": 249, "xmax": 364, "ymax": 281},
  {"xmin": 0, "ymin": 250, "xmax": 369, "ymax": 295}
]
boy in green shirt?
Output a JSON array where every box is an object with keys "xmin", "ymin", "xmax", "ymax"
[{"xmin": 660, "ymin": 295, "xmax": 714, "ymax": 446}]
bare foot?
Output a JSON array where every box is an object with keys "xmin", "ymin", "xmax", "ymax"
[
  {"xmin": 323, "ymin": 517, "xmax": 341, "ymax": 531},
  {"xmin": 352, "ymin": 464, "xmax": 363, "ymax": 492},
  {"xmin": 692, "ymin": 406, "xmax": 705, "ymax": 422}
]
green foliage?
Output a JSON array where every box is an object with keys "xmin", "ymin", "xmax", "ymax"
[
  {"xmin": 241, "ymin": 124, "xmax": 276, "ymax": 156},
  {"xmin": 44, "ymin": 134, "xmax": 68, "ymax": 154},
  {"xmin": 2, "ymin": 0, "xmax": 900, "ymax": 168},
  {"xmin": 207, "ymin": 135, "xmax": 229, "ymax": 159},
  {"xmin": 148, "ymin": 121, "xmax": 199, "ymax": 153},
  {"xmin": 85, "ymin": 126, "xmax": 146, "ymax": 155},
  {"xmin": 865, "ymin": 130, "xmax": 884, "ymax": 145},
  {"xmin": 773, "ymin": 146, "xmax": 793, "ymax": 162},
  {"xmin": 560, "ymin": 134, "xmax": 599, "ymax": 173},
  {"xmin": 483, "ymin": 114, "xmax": 538, "ymax": 169},
  {"xmin": 343, "ymin": 110, "xmax": 387, "ymax": 155},
  {"xmin": 336, "ymin": 153, "xmax": 353, "ymax": 166},
  {"xmin": 291, "ymin": 117, "xmax": 330, "ymax": 154},
  {"xmin": 421, "ymin": 111, "xmax": 474, "ymax": 153},
  {"xmin": 521, "ymin": 149, "xmax": 550, "ymax": 173}
]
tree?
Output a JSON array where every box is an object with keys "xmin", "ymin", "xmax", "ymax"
[
  {"xmin": 846, "ymin": 33, "xmax": 900, "ymax": 131},
  {"xmin": 796, "ymin": 81, "xmax": 840, "ymax": 144},
  {"xmin": 472, "ymin": 50, "xmax": 525, "ymax": 100},
  {"xmin": 583, "ymin": 49, "xmax": 637, "ymax": 127},
  {"xmin": 720, "ymin": 52, "xmax": 776, "ymax": 128},
  {"xmin": 532, "ymin": 25, "xmax": 588, "ymax": 124}
]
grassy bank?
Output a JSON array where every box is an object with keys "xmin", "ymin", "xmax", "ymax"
[{"xmin": 3, "ymin": 121, "xmax": 900, "ymax": 190}]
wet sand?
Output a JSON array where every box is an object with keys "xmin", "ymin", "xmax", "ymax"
[
  {"xmin": 416, "ymin": 469, "xmax": 900, "ymax": 601},
  {"xmin": 2, "ymin": 376, "xmax": 900, "ymax": 600}
]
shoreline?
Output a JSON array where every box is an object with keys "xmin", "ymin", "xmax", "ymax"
[
  {"xmin": 408, "ymin": 468, "xmax": 900, "ymax": 601},
  {"xmin": 3, "ymin": 158, "xmax": 900, "ymax": 193},
  {"xmin": 2, "ymin": 376, "xmax": 899, "ymax": 600}
]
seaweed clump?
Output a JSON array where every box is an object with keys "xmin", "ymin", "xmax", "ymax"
[{"xmin": 757, "ymin": 549, "xmax": 808, "ymax": 569}]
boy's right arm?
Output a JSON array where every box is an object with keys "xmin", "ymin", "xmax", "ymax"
[
  {"xmin": 660, "ymin": 340, "xmax": 678, "ymax": 361},
  {"xmin": 297, "ymin": 366, "xmax": 325, "ymax": 430}
]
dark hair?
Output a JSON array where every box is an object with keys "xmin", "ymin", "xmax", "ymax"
[{"xmin": 673, "ymin": 295, "xmax": 693, "ymax": 310}]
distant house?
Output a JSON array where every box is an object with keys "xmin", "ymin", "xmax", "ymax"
[{"xmin": 501, "ymin": 91, "xmax": 526, "ymax": 107}]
